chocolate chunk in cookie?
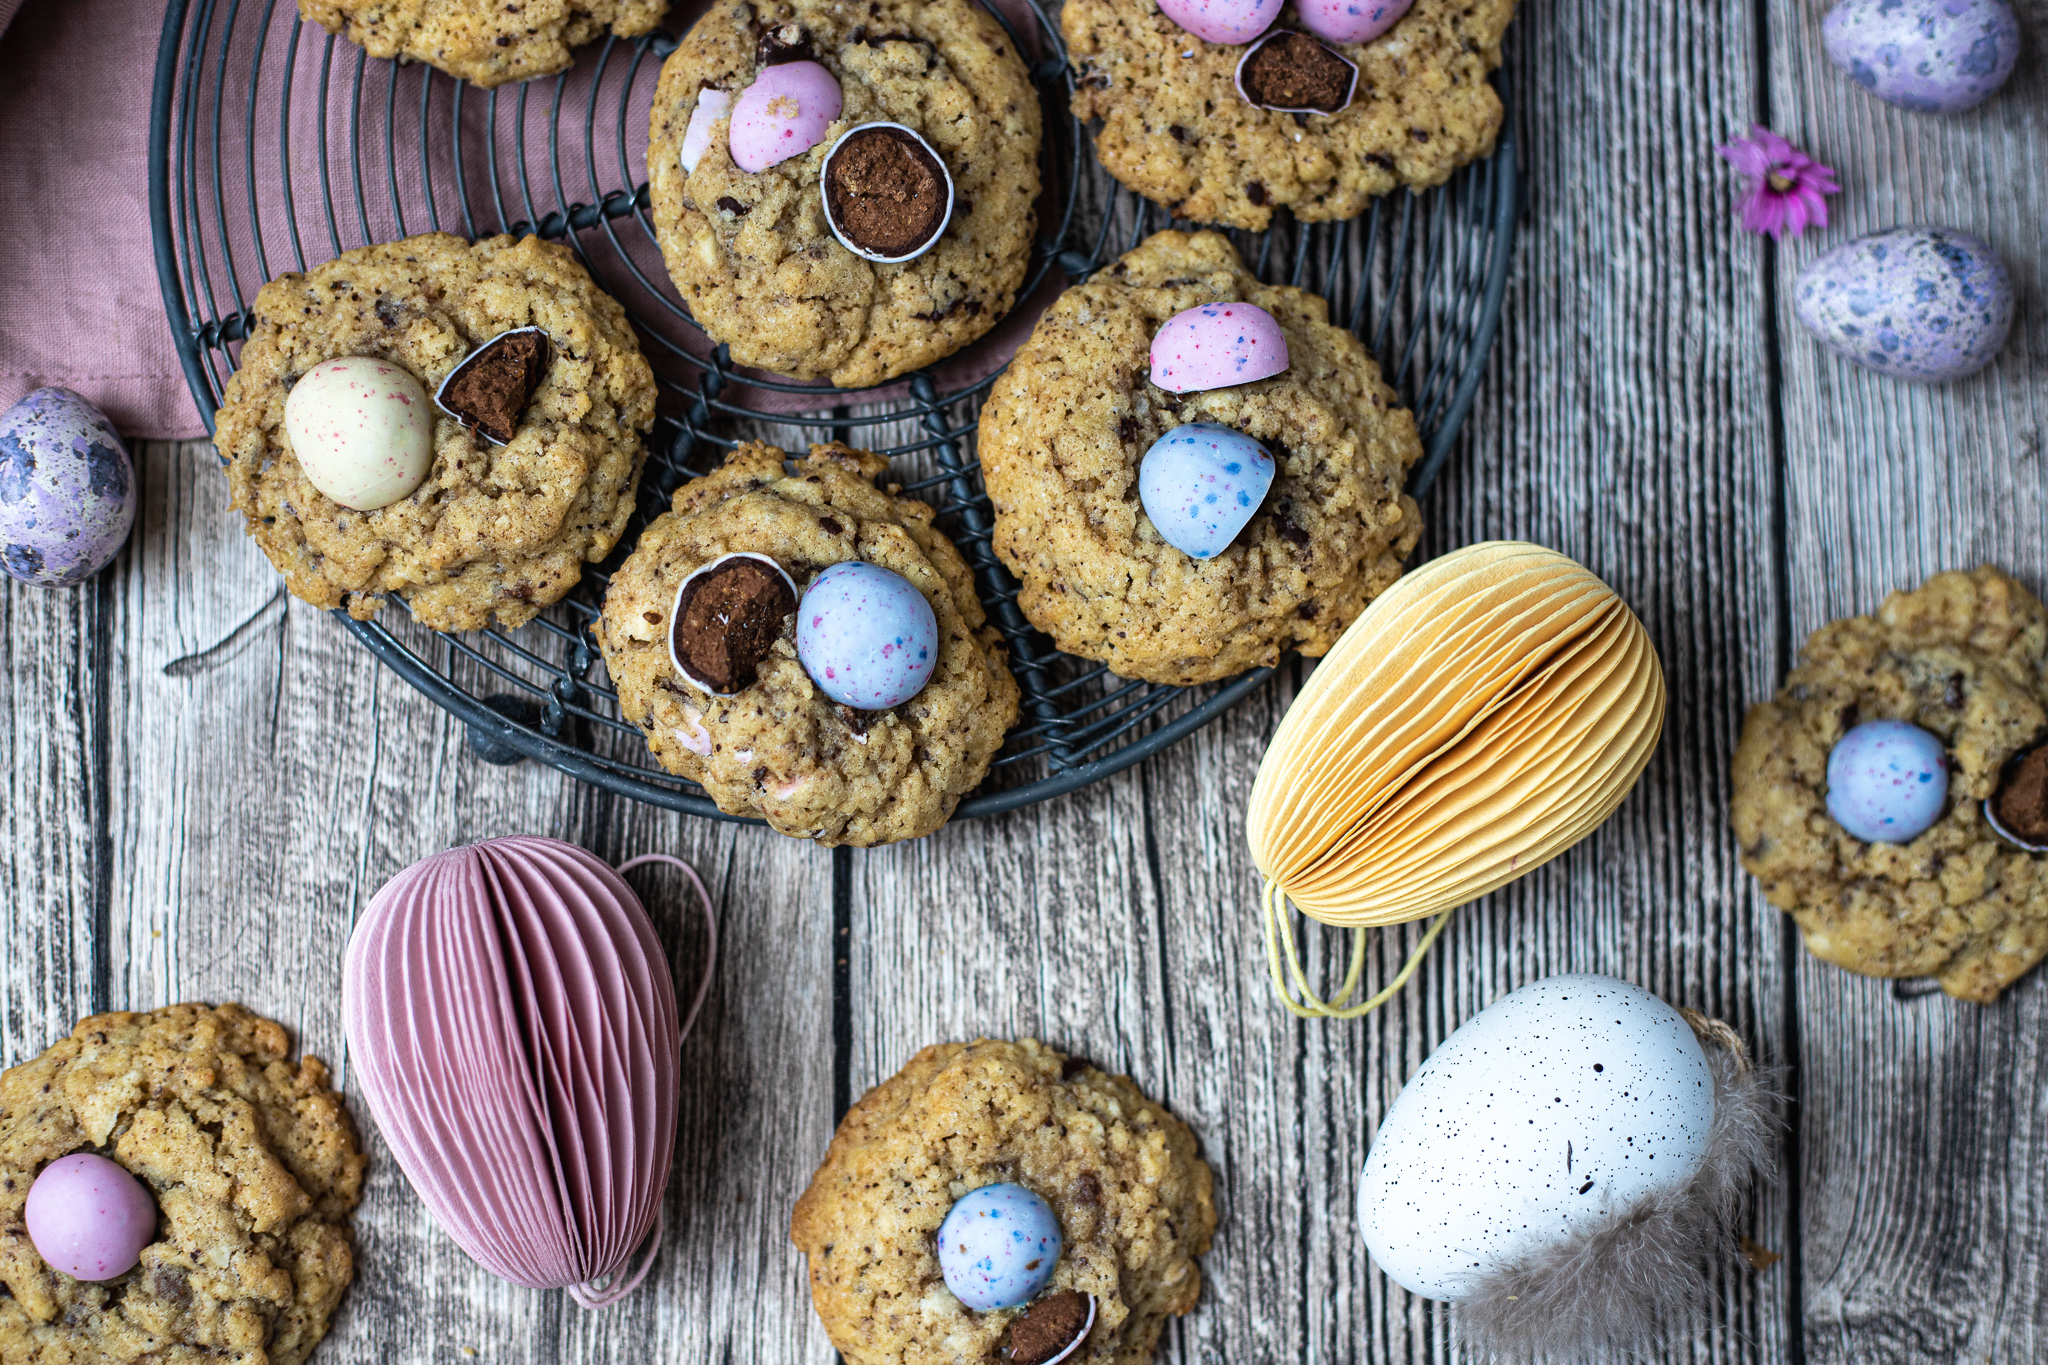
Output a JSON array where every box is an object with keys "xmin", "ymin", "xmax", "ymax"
[
  {"xmin": 437, "ymin": 327, "xmax": 550, "ymax": 445},
  {"xmin": 670, "ymin": 553, "xmax": 797, "ymax": 694}
]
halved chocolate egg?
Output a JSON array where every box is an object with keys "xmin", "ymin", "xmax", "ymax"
[
  {"xmin": 668, "ymin": 552, "xmax": 799, "ymax": 696},
  {"xmin": 435, "ymin": 327, "xmax": 550, "ymax": 445},
  {"xmin": 1233, "ymin": 30, "xmax": 1358, "ymax": 115},
  {"xmin": 819, "ymin": 122, "xmax": 955, "ymax": 264}
]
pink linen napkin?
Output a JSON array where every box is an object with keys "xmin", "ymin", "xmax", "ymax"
[{"xmin": 0, "ymin": 0, "xmax": 1054, "ymax": 440}]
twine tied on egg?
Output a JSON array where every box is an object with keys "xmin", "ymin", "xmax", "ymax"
[{"xmin": 1247, "ymin": 543, "xmax": 1668, "ymax": 1018}]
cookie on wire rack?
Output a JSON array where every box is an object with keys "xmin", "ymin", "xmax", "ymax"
[
  {"xmin": 979, "ymin": 229, "xmax": 1422, "ymax": 686},
  {"xmin": 646, "ymin": 0, "xmax": 1041, "ymax": 387},
  {"xmin": 297, "ymin": 0, "xmax": 669, "ymax": 88},
  {"xmin": 594, "ymin": 441, "xmax": 1018, "ymax": 847},
  {"xmin": 215, "ymin": 232, "xmax": 656, "ymax": 632},
  {"xmin": 1064, "ymin": 0, "xmax": 1516, "ymax": 230}
]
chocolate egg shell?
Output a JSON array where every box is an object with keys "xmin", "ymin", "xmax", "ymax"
[
  {"xmin": 820, "ymin": 123, "xmax": 955, "ymax": 265},
  {"xmin": 0, "ymin": 387, "xmax": 136, "ymax": 587},
  {"xmin": 1823, "ymin": 0, "xmax": 2018, "ymax": 114},
  {"xmin": 681, "ymin": 88, "xmax": 733, "ymax": 175},
  {"xmin": 1793, "ymin": 227, "xmax": 2014, "ymax": 383},
  {"xmin": 435, "ymin": 327, "xmax": 550, "ymax": 445}
]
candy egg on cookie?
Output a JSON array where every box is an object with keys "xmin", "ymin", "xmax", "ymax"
[
  {"xmin": 0, "ymin": 387, "xmax": 137, "ymax": 587},
  {"xmin": 1137, "ymin": 424, "xmax": 1276, "ymax": 560},
  {"xmin": 796, "ymin": 560, "xmax": 939, "ymax": 709},
  {"xmin": 1157, "ymin": 0, "xmax": 1284, "ymax": 44},
  {"xmin": 1150, "ymin": 302, "xmax": 1290, "ymax": 391},
  {"xmin": 937, "ymin": 1182, "xmax": 1063, "ymax": 1310},
  {"xmin": 1295, "ymin": 0, "xmax": 1412, "ymax": 44},
  {"xmin": 1825, "ymin": 719, "xmax": 1949, "ymax": 843},
  {"xmin": 668, "ymin": 552, "xmax": 800, "ymax": 696},
  {"xmin": 727, "ymin": 61, "xmax": 842, "ymax": 172},
  {"xmin": 821, "ymin": 123, "xmax": 955, "ymax": 264},
  {"xmin": 1793, "ymin": 227, "xmax": 2014, "ymax": 383},
  {"xmin": 25, "ymin": 1153, "xmax": 157, "ymax": 1281},
  {"xmin": 1234, "ymin": 30, "xmax": 1359, "ymax": 115},
  {"xmin": 284, "ymin": 357, "xmax": 436, "ymax": 510},
  {"xmin": 681, "ymin": 88, "xmax": 733, "ymax": 174}
]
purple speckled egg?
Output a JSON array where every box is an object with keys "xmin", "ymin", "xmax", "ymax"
[
  {"xmin": 728, "ymin": 62, "xmax": 842, "ymax": 173},
  {"xmin": 1137, "ymin": 424, "xmax": 1275, "ymax": 560},
  {"xmin": 938, "ymin": 1183, "xmax": 1062, "ymax": 1311},
  {"xmin": 1823, "ymin": 0, "xmax": 2018, "ymax": 115},
  {"xmin": 0, "ymin": 388, "xmax": 136, "ymax": 587},
  {"xmin": 26, "ymin": 1153, "xmax": 157, "ymax": 1282},
  {"xmin": 1158, "ymin": 0, "xmax": 1283, "ymax": 45},
  {"xmin": 1826, "ymin": 719, "xmax": 1949, "ymax": 843},
  {"xmin": 1150, "ymin": 302, "xmax": 1290, "ymax": 392},
  {"xmin": 1296, "ymin": 0, "xmax": 1412, "ymax": 44},
  {"xmin": 1793, "ymin": 227, "xmax": 2013, "ymax": 383},
  {"xmin": 795, "ymin": 560, "xmax": 938, "ymax": 709}
]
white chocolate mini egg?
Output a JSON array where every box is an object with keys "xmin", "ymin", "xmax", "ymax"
[
  {"xmin": 1137, "ymin": 424, "xmax": 1276, "ymax": 559},
  {"xmin": 795, "ymin": 560, "xmax": 938, "ymax": 709},
  {"xmin": 1358, "ymin": 974, "xmax": 1715, "ymax": 1301},
  {"xmin": 937, "ymin": 1183, "xmax": 1063, "ymax": 1311},
  {"xmin": 728, "ymin": 61, "xmax": 842, "ymax": 173},
  {"xmin": 1825, "ymin": 719, "xmax": 1949, "ymax": 843},
  {"xmin": 1150, "ymin": 302, "xmax": 1290, "ymax": 392},
  {"xmin": 681, "ymin": 88, "xmax": 732, "ymax": 174},
  {"xmin": 1157, "ymin": 0, "xmax": 1284, "ymax": 45},
  {"xmin": 1296, "ymin": 0, "xmax": 1412, "ymax": 44},
  {"xmin": 283, "ymin": 357, "xmax": 436, "ymax": 510}
]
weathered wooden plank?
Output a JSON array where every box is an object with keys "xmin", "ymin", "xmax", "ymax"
[
  {"xmin": 1767, "ymin": 5, "xmax": 2048, "ymax": 1359},
  {"xmin": 96, "ymin": 437, "xmax": 836, "ymax": 1364}
]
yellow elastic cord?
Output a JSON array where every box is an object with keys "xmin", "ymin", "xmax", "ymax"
[{"xmin": 1260, "ymin": 878, "xmax": 1452, "ymax": 1019}]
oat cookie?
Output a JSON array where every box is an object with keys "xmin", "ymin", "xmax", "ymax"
[
  {"xmin": 0, "ymin": 1004, "xmax": 366, "ymax": 1365},
  {"xmin": 647, "ymin": 0, "xmax": 1041, "ymax": 386},
  {"xmin": 297, "ymin": 0, "xmax": 668, "ymax": 88},
  {"xmin": 1065, "ymin": 0, "xmax": 1516, "ymax": 230},
  {"xmin": 595, "ymin": 441, "xmax": 1018, "ymax": 846},
  {"xmin": 1731, "ymin": 566, "xmax": 2048, "ymax": 1002},
  {"xmin": 216, "ymin": 232, "xmax": 657, "ymax": 632},
  {"xmin": 979, "ymin": 230, "xmax": 1422, "ymax": 685},
  {"xmin": 791, "ymin": 1039, "xmax": 1215, "ymax": 1365}
]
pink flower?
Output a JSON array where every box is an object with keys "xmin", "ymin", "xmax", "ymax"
[{"xmin": 1716, "ymin": 126, "xmax": 1840, "ymax": 240}]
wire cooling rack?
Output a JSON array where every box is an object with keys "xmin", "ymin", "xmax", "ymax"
[{"xmin": 149, "ymin": 0, "xmax": 1518, "ymax": 822}]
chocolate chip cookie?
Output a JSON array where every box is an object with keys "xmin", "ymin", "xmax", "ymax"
[
  {"xmin": 790, "ymin": 1039, "xmax": 1216, "ymax": 1365},
  {"xmin": 216, "ymin": 232, "xmax": 657, "ymax": 631},
  {"xmin": 1731, "ymin": 566, "xmax": 2048, "ymax": 1002},
  {"xmin": 1065, "ymin": 0, "xmax": 1516, "ymax": 230},
  {"xmin": 594, "ymin": 441, "xmax": 1018, "ymax": 846},
  {"xmin": 0, "ymin": 1004, "xmax": 365, "ymax": 1365},
  {"xmin": 979, "ymin": 229, "xmax": 1422, "ymax": 685},
  {"xmin": 298, "ymin": 0, "xmax": 668, "ymax": 88},
  {"xmin": 647, "ymin": 0, "xmax": 1041, "ymax": 386}
]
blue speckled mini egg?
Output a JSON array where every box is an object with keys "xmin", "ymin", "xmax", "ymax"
[
  {"xmin": 1357, "ymin": 975, "xmax": 1714, "ymax": 1302},
  {"xmin": 937, "ymin": 1183, "xmax": 1063, "ymax": 1311},
  {"xmin": 1136, "ymin": 424, "xmax": 1276, "ymax": 560},
  {"xmin": 1826, "ymin": 719, "xmax": 1949, "ymax": 843},
  {"xmin": 1823, "ymin": 0, "xmax": 2019, "ymax": 115},
  {"xmin": 0, "ymin": 388, "xmax": 136, "ymax": 587},
  {"xmin": 1794, "ymin": 227, "xmax": 2014, "ymax": 383},
  {"xmin": 795, "ymin": 560, "xmax": 939, "ymax": 709}
]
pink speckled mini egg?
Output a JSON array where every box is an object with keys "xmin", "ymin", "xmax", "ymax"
[
  {"xmin": 1150, "ymin": 302, "xmax": 1290, "ymax": 392},
  {"xmin": 1158, "ymin": 0, "xmax": 1283, "ymax": 45},
  {"xmin": 728, "ymin": 62, "xmax": 843, "ymax": 173},
  {"xmin": 283, "ymin": 356, "xmax": 436, "ymax": 510},
  {"xmin": 795, "ymin": 561, "xmax": 938, "ymax": 709},
  {"xmin": 1296, "ymin": 0, "xmax": 1412, "ymax": 43},
  {"xmin": 25, "ymin": 1153, "xmax": 157, "ymax": 1282}
]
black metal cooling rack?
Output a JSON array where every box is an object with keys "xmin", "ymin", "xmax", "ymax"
[{"xmin": 149, "ymin": 0, "xmax": 1518, "ymax": 822}]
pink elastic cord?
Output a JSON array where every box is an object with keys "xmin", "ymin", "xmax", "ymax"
[{"xmin": 566, "ymin": 854, "xmax": 717, "ymax": 1310}]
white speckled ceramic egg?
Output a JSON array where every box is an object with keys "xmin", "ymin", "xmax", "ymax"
[
  {"xmin": 0, "ymin": 387, "xmax": 137, "ymax": 587},
  {"xmin": 1137, "ymin": 424, "xmax": 1276, "ymax": 559},
  {"xmin": 1150, "ymin": 303, "xmax": 1290, "ymax": 392},
  {"xmin": 284, "ymin": 357, "xmax": 437, "ymax": 509},
  {"xmin": 1296, "ymin": 0, "xmax": 1413, "ymax": 45},
  {"xmin": 1793, "ymin": 226, "xmax": 2014, "ymax": 383},
  {"xmin": 1825, "ymin": 719, "xmax": 1949, "ymax": 843},
  {"xmin": 795, "ymin": 560, "xmax": 939, "ymax": 709},
  {"xmin": 938, "ymin": 1183, "xmax": 1063, "ymax": 1311},
  {"xmin": 1358, "ymin": 974, "xmax": 1715, "ymax": 1302},
  {"xmin": 1823, "ymin": 0, "xmax": 2019, "ymax": 114}
]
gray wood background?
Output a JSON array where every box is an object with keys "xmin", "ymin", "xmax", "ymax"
[{"xmin": 5, "ymin": 0, "xmax": 2046, "ymax": 1360}]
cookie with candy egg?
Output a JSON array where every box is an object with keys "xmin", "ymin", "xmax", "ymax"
[
  {"xmin": 1731, "ymin": 565, "xmax": 2048, "ymax": 1001},
  {"xmin": 1066, "ymin": 0, "xmax": 1518, "ymax": 229},
  {"xmin": 214, "ymin": 232, "xmax": 656, "ymax": 631},
  {"xmin": 646, "ymin": 0, "xmax": 1040, "ymax": 387},
  {"xmin": 979, "ymin": 228, "xmax": 1422, "ymax": 685},
  {"xmin": 791, "ymin": 1038, "xmax": 1215, "ymax": 1365},
  {"xmin": 593, "ymin": 440, "xmax": 1019, "ymax": 847}
]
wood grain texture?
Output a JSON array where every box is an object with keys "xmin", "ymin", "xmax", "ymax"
[
  {"xmin": 1769, "ymin": 2, "xmax": 2048, "ymax": 1360},
  {"xmin": 2, "ymin": 0, "xmax": 2046, "ymax": 1360}
]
